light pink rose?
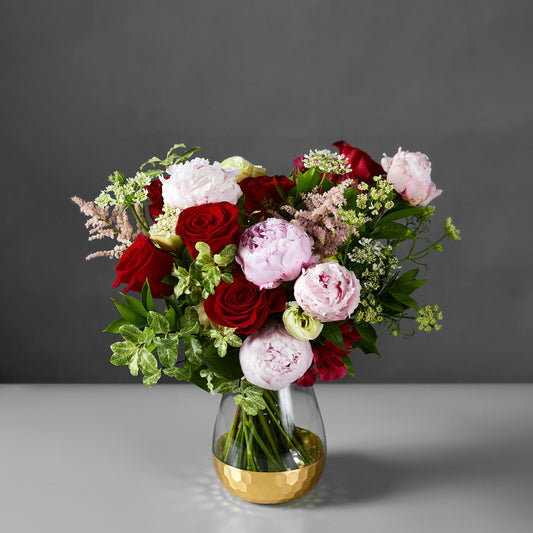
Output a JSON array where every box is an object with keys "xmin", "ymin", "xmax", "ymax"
[
  {"xmin": 381, "ymin": 148, "xmax": 442, "ymax": 207},
  {"xmin": 236, "ymin": 218, "xmax": 316, "ymax": 290},
  {"xmin": 294, "ymin": 262, "xmax": 361, "ymax": 322},
  {"xmin": 239, "ymin": 322, "xmax": 314, "ymax": 390},
  {"xmin": 161, "ymin": 157, "xmax": 242, "ymax": 210}
]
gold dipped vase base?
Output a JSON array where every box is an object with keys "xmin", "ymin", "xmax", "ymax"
[{"xmin": 213, "ymin": 431, "xmax": 326, "ymax": 504}]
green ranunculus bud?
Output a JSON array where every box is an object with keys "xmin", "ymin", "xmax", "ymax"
[
  {"xmin": 282, "ymin": 302, "xmax": 323, "ymax": 341},
  {"xmin": 220, "ymin": 156, "xmax": 267, "ymax": 183}
]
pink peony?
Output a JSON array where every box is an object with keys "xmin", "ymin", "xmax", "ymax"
[
  {"xmin": 381, "ymin": 148, "xmax": 442, "ymax": 207},
  {"xmin": 294, "ymin": 262, "xmax": 361, "ymax": 322},
  {"xmin": 239, "ymin": 322, "xmax": 314, "ymax": 390},
  {"xmin": 235, "ymin": 218, "xmax": 316, "ymax": 290},
  {"xmin": 161, "ymin": 157, "xmax": 242, "ymax": 210}
]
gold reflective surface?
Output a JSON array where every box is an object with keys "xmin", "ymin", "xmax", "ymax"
[{"xmin": 213, "ymin": 430, "xmax": 326, "ymax": 504}]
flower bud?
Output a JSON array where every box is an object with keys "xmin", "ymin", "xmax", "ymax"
[
  {"xmin": 282, "ymin": 302, "xmax": 323, "ymax": 341},
  {"xmin": 220, "ymin": 156, "xmax": 267, "ymax": 183},
  {"xmin": 150, "ymin": 233, "xmax": 183, "ymax": 252}
]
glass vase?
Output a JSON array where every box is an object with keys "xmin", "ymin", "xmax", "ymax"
[{"xmin": 212, "ymin": 383, "xmax": 326, "ymax": 504}]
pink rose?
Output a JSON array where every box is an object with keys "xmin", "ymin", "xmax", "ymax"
[
  {"xmin": 236, "ymin": 218, "xmax": 316, "ymax": 289},
  {"xmin": 294, "ymin": 262, "xmax": 361, "ymax": 322},
  {"xmin": 381, "ymin": 148, "xmax": 442, "ymax": 207},
  {"xmin": 239, "ymin": 322, "xmax": 314, "ymax": 390}
]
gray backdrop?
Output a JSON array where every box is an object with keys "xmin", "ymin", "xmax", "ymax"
[{"xmin": 1, "ymin": 0, "xmax": 532, "ymax": 383}]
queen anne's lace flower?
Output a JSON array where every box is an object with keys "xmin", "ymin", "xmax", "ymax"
[{"xmin": 161, "ymin": 157, "xmax": 242, "ymax": 210}]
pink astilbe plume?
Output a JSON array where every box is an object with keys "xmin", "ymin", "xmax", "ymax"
[
  {"xmin": 283, "ymin": 181, "xmax": 353, "ymax": 258},
  {"xmin": 71, "ymin": 196, "xmax": 141, "ymax": 260}
]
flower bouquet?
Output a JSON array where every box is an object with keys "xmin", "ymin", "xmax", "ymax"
[{"xmin": 74, "ymin": 141, "xmax": 459, "ymax": 503}]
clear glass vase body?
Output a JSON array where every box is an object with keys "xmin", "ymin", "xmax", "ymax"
[{"xmin": 212, "ymin": 383, "xmax": 326, "ymax": 504}]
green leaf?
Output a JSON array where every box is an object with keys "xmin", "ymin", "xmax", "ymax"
[
  {"xmin": 111, "ymin": 298, "xmax": 146, "ymax": 326},
  {"xmin": 139, "ymin": 347, "xmax": 159, "ymax": 376},
  {"xmin": 175, "ymin": 146, "xmax": 201, "ymax": 163},
  {"xmin": 163, "ymin": 367, "xmax": 191, "ymax": 380},
  {"xmin": 216, "ymin": 380, "xmax": 239, "ymax": 395},
  {"xmin": 165, "ymin": 306, "xmax": 178, "ymax": 331},
  {"xmin": 195, "ymin": 242, "xmax": 211, "ymax": 255},
  {"xmin": 234, "ymin": 384, "xmax": 266, "ymax": 416},
  {"xmin": 378, "ymin": 294, "xmax": 408, "ymax": 313},
  {"xmin": 356, "ymin": 322, "xmax": 377, "ymax": 344},
  {"xmin": 184, "ymin": 337, "xmax": 203, "ymax": 365},
  {"xmin": 165, "ymin": 143, "xmax": 186, "ymax": 158},
  {"xmin": 128, "ymin": 352, "xmax": 139, "ymax": 376},
  {"xmin": 118, "ymin": 324, "xmax": 142, "ymax": 344},
  {"xmin": 141, "ymin": 281, "xmax": 155, "ymax": 312},
  {"xmin": 147, "ymin": 311, "xmax": 169, "ymax": 335},
  {"xmin": 318, "ymin": 176, "xmax": 335, "ymax": 192},
  {"xmin": 197, "ymin": 343, "xmax": 242, "ymax": 380},
  {"xmin": 122, "ymin": 293, "xmax": 148, "ymax": 318},
  {"xmin": 344, "ymin": 186, "xmax": 360, "ymax": 210},
  {"xmin": 221, "ymin": 272, "xmax": 234, "ymax": 284},
  {"xmin": 393, "ymin": 269, "xmax": 426, "ymax": 294},
  {"xmin": 138, "ymin": 327, "xmax": 155, "ymax": 345},
  {"xmin": 341, "ymin": 355, "xmax": 355, "ymax": 377},
  {"xmin": 110, "ymin": 341, "xmax": 137, "ymax": 366},
  {"xmin": 143, "ymin": 369, "xmax": 161, "ymax": 387},
  {"xmin": 353, "ymin": 337, "xmax": 380, "ymax": 357},
  {"xmin": 154, "ymin": 337, "xmax": 179, "ymax": 368},
  {"xmin": 378, "ymin": 206, "xmax": 426, "ymax": 225},
  {"xmin": 371, "ymin": 222, "xmax": 414, "ymax": 240},
  {"xmin": 321, "ymin": 322, "xmax": 345, "ymax": 348},
  {"xmin": 103, "ymin": 318, "xmax": 128, "ymax": 334},
  {"xmin": 296, "ymin": 167, "xmax": 321, "ymax": 196},
  {"xmin": 392, "ymin": 292, "xmax": 419, "ymax": 310},
  {"xmin": 180, "ymin": 307, "xmax": 200, "ymax": 337}
]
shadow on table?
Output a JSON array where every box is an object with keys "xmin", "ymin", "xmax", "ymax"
[
  {"xmin": 298, "ymin": 425, "xmax": 533, "ymax": 509},
  {"xmin": 289, "ymin": 451, "xmax": 399, "ymax": 508}
]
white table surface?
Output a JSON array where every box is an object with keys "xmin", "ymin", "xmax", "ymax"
[{"xmin": 1, "ymin": 383, "xmax": 532, "ymax": 533}]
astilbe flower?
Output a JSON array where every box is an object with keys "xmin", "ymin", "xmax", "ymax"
[
  {"xmin": 283, "ymin": 181, "xmax": 353, "ymax": 258},
  {"xmin": 72, "ymin": 196, "xmax": 141, "ymax": 259}
]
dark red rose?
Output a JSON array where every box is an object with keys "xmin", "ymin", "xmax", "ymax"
[
  {"xmin": 112, "ymin": 234, "xmax": 174, "ymax": 298},
  {"xmin": 145, "ymin": 179, "xmax": 164, "ymax": 222},
  {"xmin": 204, "ymin": 271, "xmax": 286, "ymax": 335},
  {"xmin": 176, "ymin": 202, "xmax": 240, "ymax": 259},
  {"xmin": 239, "ymin": 175, "xmax": 295, "ymax": 217},
  {"xmin": 333, "ymin": 141, "xmax": 385, "ymax": 184}
]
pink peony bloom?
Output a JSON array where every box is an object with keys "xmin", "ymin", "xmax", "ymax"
[
  {"xmin": 161, "ymin": 157, "xmax": 242, "ymax": 210},
  {"xmin": 381, "ymin": 148, "xmax": 442, "ymax": 207},
  {"xmin": 239, "ymin": 322, "xmax": 314, "ymax": 390},
  {"xmin": 236, "ymin": 218, "xmax": 316, "ymax": 289},
  {"xmin": 294, "ymin": 262, "xmax": 361, "ymax": 322}
]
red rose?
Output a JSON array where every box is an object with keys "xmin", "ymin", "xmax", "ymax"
[
  {"xmin": 176, "ymin": 202, "xmax": 240, "ymax": 259},
  {"xmin": 333, "ymin": 141, "xmax": 385, "ymax": 184},
  {"xmin": 239, "ymin": 175, "xmax": 295, "ymax": 217},
  {"xmin": 113, "ymin": 234, "xmax": 174, "ymax": 298},
  {"xmin": 204, "ymin": 271, "xmax": 286, "ymax": 335},
  {"xmin": 145, "ymin": 179, "xmax": 164, "ymax": 222}
]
